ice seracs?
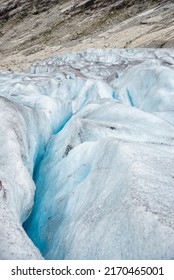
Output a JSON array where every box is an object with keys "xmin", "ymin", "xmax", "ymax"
[{"xmin": 0, "ymin": 48, "xmax": 174, "ymax": 259}]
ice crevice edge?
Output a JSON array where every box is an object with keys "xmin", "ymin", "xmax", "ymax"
[{"xmin": 1, "ymin": 49, "xmax": 174, "ymax": 259}]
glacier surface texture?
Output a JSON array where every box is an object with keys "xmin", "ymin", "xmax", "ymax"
[{"xmin": 0, "ymin": 49, "xmax": 174, "ymax": 259}]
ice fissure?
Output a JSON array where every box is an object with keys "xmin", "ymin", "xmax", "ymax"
[{"xmin": 1, "ymin": 49, "xmax": 174, "ymax": 259}]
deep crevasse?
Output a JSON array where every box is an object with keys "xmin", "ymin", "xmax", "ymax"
[{"xmin": 1, "ymin": 49, "xmax": 174, "ymax": 259}]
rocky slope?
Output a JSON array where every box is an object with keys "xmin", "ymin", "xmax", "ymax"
[{"xmin": 0, "ymin": 0, "xmax": 174, "ymax": 71}]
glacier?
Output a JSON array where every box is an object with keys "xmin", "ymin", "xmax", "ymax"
[{"xmin": 0, "ymin": 48, "xmax": 174, "ymax": 259}]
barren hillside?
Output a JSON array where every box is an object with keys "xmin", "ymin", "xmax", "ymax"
[{"xmin": 0, "ymin": 0, "xmax": 174, "ymax": 70}]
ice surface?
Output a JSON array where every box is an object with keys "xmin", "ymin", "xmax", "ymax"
[{"xmin": 1, "ymin": 49, "xmax": 174, "ymax": 259}]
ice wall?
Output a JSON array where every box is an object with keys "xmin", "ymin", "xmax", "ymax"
[{"xmin": 0, "ymin": 96, "xmax": 50, "ymax": 259}]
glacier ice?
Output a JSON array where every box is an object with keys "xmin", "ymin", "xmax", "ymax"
[
  {"xmin": 0, "ymin": 49, "xmax": 174, "ymax": 259},
  {"xmin": 0, "ymin": 96, "xmax": 50, "ymax": 259}
]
